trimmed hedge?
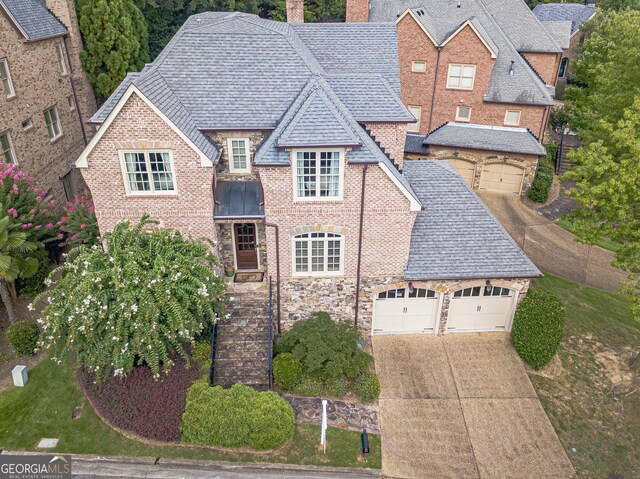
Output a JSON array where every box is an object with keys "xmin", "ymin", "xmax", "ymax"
[
  {"xmin": 326, "ymin": 375, "xmax": 349, "ymax": 397},
  {"xmin": 293, "ymin": 376, "xmax": 324, "ymax": 396},
  {"xmin": 6, "ymin": 321, "xmax": 40, "ymax": 356},
  {"xmin": 527, "ymin": 145, "xmax": 556, "ymax": 203},
  {"xmin": 181, "ymin": 382, "xmax": 295, "ymax": 450},
  {"xmin": 354, "ymin": 371, "xmax": 381, "ymax": 403},
  {"xmin": 511, "ymin": 289, "xmax": 565, "ymax": 370},
  {"xmin": 272, "ymin": 353, "xmax": 302, "ymax": 391},
  {"xmin": 79, "ymin": 355, "xmax": 201, "ymax": 441}
]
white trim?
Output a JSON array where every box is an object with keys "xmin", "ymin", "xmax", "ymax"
[
  {"xmin": 446, "ymin": 64, "xmax": 477, "ymax": 90},
  {"xmin": 0, "ymin": 58, "xmax": 15, "ymax": 98},
  {"xmin": 377, "ymin": 162, "xmax": 422, "ymax": 212},
  {"xmin": 231, "ymin": 222, "xmax": 262, "ymax": 271},
  {"xmin": 0, "ymin": 2, "xmax": 29, "ymax": 40},
  {"xmin": 441, "ymin": 20, "xmax": 498, "ymax": 59},
  {"xmin": 504, "ymin": 109, "xmax": 522, "ymax": 126},
  {"xmin": 411, "ymin": 61, "xmax": 427, "ymax": 73},
  {"xmin": 396, "ymin": 9, "xmax": 438, "ymax": 46},
  {"xmin": 226, "ymin": 137, "xmax": 252, "ymax": 174},
  {"xmin": 292, "ymin": 148, "xmax": 345, "ymax": 202},
  {"xmin": 76, "ymin": 85, "xmax": 213, "ymax": 168},
  {"xmin": 0, "ymin": 130, "xmax": 17, "ymax": 164},
  {"xmin": 55, "ymin": 43, "xmax": 67, "ymax": 75},
  {"xmin": 455, "ymin": 106, "xmax": 472, "ymax": 122},
  {"xmin": 407, "ymin": 105, "xmax": 422, "ymax": 132},
  {"xmin": 118, "ymin": 149, "xmax": 178, "ymax": 196},
  {"xmin": 291, "ymin": 231, "xmax": 345, "ymax": 278},
  {"xmin": 44, "ymin": 106, "xmax": 63, "ymax": 141}
]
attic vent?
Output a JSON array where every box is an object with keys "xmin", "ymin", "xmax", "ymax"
[
  {"xmin": 457, "ymin": 0, "xmax": 461, "ymax": 7},
  {"xmin": 416, "ymin": 8, "xmax": 425, "ymax": 16},
  {"xmin": 509, "ymin": 60, "xmax": 515, "ymax": 77}
]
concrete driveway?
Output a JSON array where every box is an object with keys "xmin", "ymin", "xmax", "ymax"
[
  {"xmin": 478, "ymin": 192, "xmax": 627, "ymax": 292},
  {"xmin": 373, "ymin": 334, "xmax": 576, "ymax": 479}
]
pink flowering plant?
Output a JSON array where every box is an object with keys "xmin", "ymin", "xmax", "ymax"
[
  {"xmin": 58, "ymin": 194, "xmax": 99, "ymax": 246},
  {"xmin": 0, "ymin": 162, "xmax": 58, "ymax": 242},
  {"xmin": 33, "ymin": 215, "xmax": 226, "ymax": 380}
]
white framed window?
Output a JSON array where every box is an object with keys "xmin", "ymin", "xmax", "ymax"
[
  {"xmin": 447, "ymin": 64, "xmax": 476, "ymax": 90},
  {"xmin": 411, "ymin": 61, "xmax": 426, "ymax": 73},
  {"xmin": 292, "ymin": 232, "xmax": 344, "ymax": 276},
  {"xmin": 504, "ymin": 109, "xmax": 521, "ymax": 126},
  {"xmin": 119, "ymin": 150, "xmax": 177, "ymax": 195},
  {"xmin": 0, "ymin": 131, "xmax": 17, "ymax": 164},
  {"xmin": 226, "ymin": 138, "xmax": 251, "ymax": 173},
  {"xmin": 407, "ymin": 105, "xmax": 422, "ymax": 132},
  {"xmin": 294, "ymin": 149, "xmax": 343, "ymax": 200},
  {"xmin": 44, "ymin": 106, "xmax": 62, "ymax": 140},
  {"xmin": 68, "ymin": 95, "xmax": 75, "ymax": 110},
  {"xmin": 456, "ymin": 106, "xmax": 472, "ymax": 122},
  {"xmin": 55, "ymin": 44, "xmax": 67, "ymax": 75},
  {"xmin": 0, "ymin": 59, "xmax": 15, "ymax": 98}
]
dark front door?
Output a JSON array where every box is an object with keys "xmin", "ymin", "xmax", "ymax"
[{"xmin": 234, "ymin": 223, "xmax": 258, "ymax": 269}]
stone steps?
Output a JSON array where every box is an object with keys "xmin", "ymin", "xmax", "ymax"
[{"xmin": 212, "ymin": 291, "xmax": 272, "ymax": 390}]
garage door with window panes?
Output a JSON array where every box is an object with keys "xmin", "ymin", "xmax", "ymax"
[
  {"xmin": 373, "ymin": 287, "xmax": 440, "ymax": 334},
  {"xmin": 447, "ymin": 285, "xmax": 516, "ymax": 332}
]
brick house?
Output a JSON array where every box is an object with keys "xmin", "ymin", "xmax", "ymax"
[
  {"xmin": 75, "ymin": 11, "xmax": 540, "ymax": 338},
  {"xmin": 533, "ymin": 2, "xmax": 597, "ymax": 97},
  {"xmin": 347, "ymin": 0, "xmax": 564, "ymax": 195},
  {"xmin": 0, "ymin": 0, "xmax": 96, "ymax": 204}
]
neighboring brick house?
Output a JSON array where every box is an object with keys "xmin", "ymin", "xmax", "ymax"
[
  {"xmin": 533, "ymin": 2, "xmax": 597, "ymax": 97},
  {"xmin": 0, "ymin": 0, "xmax": 96, "ymax": 204},
  {"xmin": 347, "ymin": 0, "xmax": 563, "ymax": 195},
  {"xmin": 76, "ymin": 12, "xmax": 540, "ymax": 336}
]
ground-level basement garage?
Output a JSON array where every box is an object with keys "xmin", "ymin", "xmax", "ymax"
[{"xmin": 372, "ymin": 287, "xmax": 441, "ymax": 334}]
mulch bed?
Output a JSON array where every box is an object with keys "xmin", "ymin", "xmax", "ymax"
[{"xmin": 78, "ymin": 356, "xmax": 203, "ymax": 442}]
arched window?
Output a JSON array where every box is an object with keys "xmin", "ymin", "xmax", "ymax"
[{"xmin": 293, "ymin": 232, "xmax": 343, "ymax": 275}]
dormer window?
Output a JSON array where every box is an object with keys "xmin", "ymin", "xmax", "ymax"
[
  {"xmin": 447, "ymin": 64, "xmax": 476, "ymax": 90},
  {"xmin": 294, "ymin": 149, "xmax": 343, "ymax": 200},
  {"xmin": 227, "ymin": 138, "xmax": 251, "ymax": 173}
]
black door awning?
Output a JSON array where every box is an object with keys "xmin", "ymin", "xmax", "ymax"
[{"xmin": 214, "ymin": 180, "xmax": 265, "ymax": 219}]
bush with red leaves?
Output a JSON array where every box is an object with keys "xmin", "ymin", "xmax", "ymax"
[{"xmin": 79, "ymin": 356, "xmax": 202, "ymax": 441}]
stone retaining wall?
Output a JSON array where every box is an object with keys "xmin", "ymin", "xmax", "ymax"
[{"xmin": 282, "ymin": 394, "xmax": 380, "ymax": 434}]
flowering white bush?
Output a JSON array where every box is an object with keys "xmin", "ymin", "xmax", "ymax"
[{"xmin": 33, "ymin": 215, "xmax": 226, "ymax": 380}]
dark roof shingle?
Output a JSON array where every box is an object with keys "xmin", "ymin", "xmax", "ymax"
[{"xmin": 1, "ymin": 0, "xmax": 67, "ymax": 41}]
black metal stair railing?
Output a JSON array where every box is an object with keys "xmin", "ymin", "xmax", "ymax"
[{"xmin": 208, "ymin": 321, "xmax": 219, "ymax": 386}]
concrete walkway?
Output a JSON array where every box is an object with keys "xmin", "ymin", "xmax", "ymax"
[
  {"xmin": 373, "ymin": 334, "xmax": 576, "ymax": 479},
  {"xmin": 479, "ymin": 192, "xmax": 627, "ymax": 292}
]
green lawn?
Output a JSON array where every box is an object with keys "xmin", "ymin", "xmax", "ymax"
[
  {"xmin": 556, "ymin": 217, "xmax": 622, "ymax": 253},
  {"xmin": 530, "ymin": 274, "xmax": 640, "ymax": 479},
  {"xmin": 0, "ymin": 357, "xmax": 380, "ymax": 469}
]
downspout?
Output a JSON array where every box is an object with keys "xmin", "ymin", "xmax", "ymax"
[
  {"xmin": 63, "ymin": 36, "xmax": 88, "ymax": 145},
  {"xmin": 264, "ymin": 220, "xmax": 281, "ymax": 335},
  {"xmin": 427, "ymin": 46, "xmax": 443, "ymax": 132},
  {"xmin": 539, "ymin": 105, "xmax": 550, "ymax": 140},
  {"xmin": 353, "ymin": 164, "xmax": 368, "ymax": 330}
]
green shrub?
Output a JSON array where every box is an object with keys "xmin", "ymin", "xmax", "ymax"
[
  {"xmin": 191, "ymin": 340, "xmax": 211, "ymax": 362},
  {"xmin": 181, "ymin": 382, "xmax": 294, "ymax": 450},
  {"xmin": 293, "ymin": 377, "xmax": 324, "ymax": 396},
  {"xmin": 6, "ymin": 321, "xmax": 40, "ymax": 356},
  {"xmin": 325, "ymin": 375, "xmax": 349, "ymax": 397},
  {"xmin": 272, "ymin": 353, "xmax": 302, "ymax": 391},
  {"xmin": 275, "ymin": 312, "xmax": 372, "ymax": 380},
  {"xmin": 248, "ymin": 391, "xmax": 296, "ymax": 450},
  {"xmin": 17, "ymin": 248, "xmax": 50, "ymax": 296},
  {"xmin": 354, "ymin": 371, "xmax": 380, "ymax": 403},
  {"xmin": 511, "ymin": 289, "xmax": 565, "ymax": 370},
  {"xmin": 528, "ymin": 150, "xmax": 555, "ymax": 203}
]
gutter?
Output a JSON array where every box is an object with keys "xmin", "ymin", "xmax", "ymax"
[
  {"xmin": 353, "ymin": 164, "xmax": 368, "ymax": 330},
  {"xmin": 63, "ymin": 35, "xmax": 88, "ymax": 146}
]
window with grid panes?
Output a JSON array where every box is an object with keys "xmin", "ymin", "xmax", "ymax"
[
  {"xmin": 293, "ymin": 232, "xmax": 343, "ymax": 275},
  {"xmin": 122, "ymin": 151, "xmax": 175, "ymax": 194},
  {"xmin": 295, "ymin": 150, "xmax": 341, "ymax": 199}
]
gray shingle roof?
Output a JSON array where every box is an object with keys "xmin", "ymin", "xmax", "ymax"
[
  {"xmin": 533, "ymin": 3, "xmax": 597, "ymax": 35},
  {"xmin": 423, "ymin": 122, "xmax": 547, "ymax": 156},
  {"xmin": 405, "ymin": 133, "xmax": 431, "ymax": 155},
  {"xmin": 1, "ymin": 0, "xmax": 67, "ymax": 41},
  {"xmin": 369, "ymin": 0, "xmax": 561, "ymax": 53},
  {"xmin": 538, "ymin": 20, "xmax": 572, "ymax": 50},
  {"xmin": 403, "ymin": 160, "xmax": 541, "ymax": 280}
]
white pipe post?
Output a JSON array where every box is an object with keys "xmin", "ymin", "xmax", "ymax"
[{"xmin": 321, "ymin": 399, "xmax": 328, "ymax": 454}]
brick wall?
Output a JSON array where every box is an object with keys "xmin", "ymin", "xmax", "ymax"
[
  {"xmin": 80, "ymin": 94, "xmax": 217, "ymax": 241},
  {"xmin": 0, "ymin": 12, "xmax": 90, "ymax": 206},
  {"xmin": 522, "ymin": 51, "xmax": 561, "ymax": 86},
  {"xmin": 364, "ymin": 122, "xmax": 407, "ymax": 169},
  {"xmin": 397, "ymin": 13, "xmax": 548, "ymax": 136},
  {"xmin": 346, "ymin": 0, "xmax": 369, "ymax": 22}
]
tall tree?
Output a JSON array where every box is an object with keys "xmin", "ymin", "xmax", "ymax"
[
  {"xmin": 78, "ymin": 0, "xmax": 149, "ymax": 99},
  {"xmin": 563, "ymin": 10, "xmax": 640, "ymax": 319}
]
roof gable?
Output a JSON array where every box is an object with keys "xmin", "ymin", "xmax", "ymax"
[{"xmin": 0, "ymin": 0, "xmax": 67, "ymax": 41}]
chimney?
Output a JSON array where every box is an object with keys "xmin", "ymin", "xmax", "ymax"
[
  {"xmin": 286, "ymin": 0, "xmax": 305, "ymax": 23},
  {"xmin": 346, "ymin": 0, "xmax": 369, "ymax": 22}
]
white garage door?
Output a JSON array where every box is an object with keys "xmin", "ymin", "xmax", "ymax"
[
  {"xmin": 373, "ymin": 287, "xmax": 440, "ymax": 334},
  {"xmin": 479, "ymin": 163, "xmax": 524, "ymax": 194},
  {"xmin": 447, "ymin": 286, "xmax": 516, "ymax": 332},
  {"xmin": 446, "ymin": 158, "xmax": 476, "ymax": 187}
]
